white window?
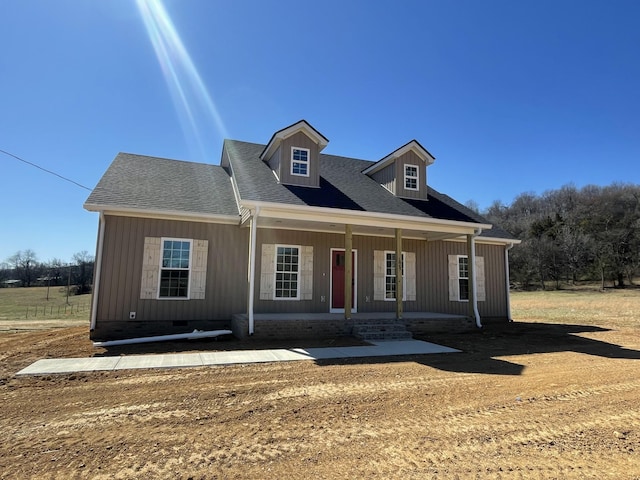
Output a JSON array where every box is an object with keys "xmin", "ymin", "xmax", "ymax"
[
  {"xmin": 260, "ymin": 244, "xmax": 313, "ymax": 301},
  {"xmin": 458, "ymin": 256, "xmax": 469, "ymax": 301},
  {"xmin": 384, "ymin": 251, "xmax": 406, "ymax": 301},
  {"xmin": 448, "ymin": 254, "xmax": 485, "ymax": 302},
  {"xmin": 291, "ymin": 147, "xmax": 310, "ymax": 177},
  {"xmin": 275, "ymin": 245, "xmax": 300, "ymax": 299},
  {"xmin": 140, "ymin": 237, "xmax": 208, "ymax": 301},
  {"xmin": 159, "ymin": 239, "xmax": 192, "ymax": 298},
  {"xmin": 404, "ymin": 164, "xmax": 418, "ymax": 190}
]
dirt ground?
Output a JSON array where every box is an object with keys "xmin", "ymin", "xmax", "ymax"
[{"xmin": 1, "ymin": 319, "xmax": 640, "ymax": 479}]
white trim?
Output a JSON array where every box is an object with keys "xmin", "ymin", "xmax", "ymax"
[
  {"xmin": 505, "ymin": 243, "xmax": 514, "ymax": 322},
  {"xmin": 248, "ymin": 207, "xmax": 260, "ymax": 335},
  {"xmin": 290, "ymin": 147, "xmax": 310, "ymax": 177},
  {"xmin": 157, "ymin": 237, "xmax": 193, "ymax": 300},
  {"xmin": 445, "ymin": 236, "xmax": 521, "ymax": 246},
  {"xmin": 329, "ymin": 248, "xmax": 358, "ymax": 313},
  {"xmin": 83, "ymin": 204, "xmax": 240, "ymax": 224},
  {"xmin": 383, "ymin": 251, "xmax": 406, "ymax": 301},
  {"xmin": 455, "ymin": 254, "xmax": 470, "ymax": 302},
  {"xmin": 362, "ymin": 140, "xmax": 435, "ymax": 176},
  {"xmin": 404, "ymin": 164, "xmax": 419, "ymax": 191},
  {"xmin": 470, "ymin": 231, "xmax": 482, "ymax": 328},
  {"xmin": 260, "ymin": 120, "xmax": 329, "ymax": 161},
  {"xmin": 273, "ymin": 244, "xmax": 301, "ymax": 300},
  {"xmin": 89, "ymin": 212, "xmax": 105, "ymax": 331},
  {"xmin": 240, "ymin": 200, "xmax": 492, "ymax": 233}
]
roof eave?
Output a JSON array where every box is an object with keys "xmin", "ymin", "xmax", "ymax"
[
  {"xmin": 239, "ymin": 199, "xmax": 491, "ymax": 233},
  {"xmin": 83, "ymin": 203, "xmax": 241, "ymax": 224}
]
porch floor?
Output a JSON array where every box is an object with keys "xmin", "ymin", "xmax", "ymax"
[{"xmin": 242, "ymin": 312, "xmax": 469, "ymax": 321}]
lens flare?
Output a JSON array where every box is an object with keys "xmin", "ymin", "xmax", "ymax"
[{"xmin": 136, "ymin": 0, "xmax": 228, "ymax": 162}]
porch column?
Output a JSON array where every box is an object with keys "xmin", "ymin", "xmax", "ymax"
[
  {"xmin": 505, "ymin": 243, "xmax": 514, "ymax": 322},
  {"xmin": 344, "ymin": 224, "xmax": 353, "ymax": 320},
  {"xmin": 395, "ymin": 228, "xmax": 403, "ymax": 320},
  {"xmin": 467, "ymin": 232, "xmax": 481, "ymax": 328},
  {"xmin": 247, "ymin": 207, "xmax": 260, "ymax": 335}
]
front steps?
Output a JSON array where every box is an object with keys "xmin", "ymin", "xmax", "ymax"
[{"xmin": 352, "ymin": 319, "xmax": 413, "ymax": 341}]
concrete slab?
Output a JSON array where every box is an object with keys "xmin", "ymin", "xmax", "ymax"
[
  {"xmin": 115, "ymin": 353, "xmax": 204, "ymax": 370},
  {"xmin": 15, "ymin": 340, "xmax": 460, "ymax": 376},
  {"xmin": 16, "ymin": 357, "xmax": 121, "ymax": 375}
]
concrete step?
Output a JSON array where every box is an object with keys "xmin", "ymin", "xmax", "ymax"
[
  {"xmin": 352, "ymin": 318, "xmax": 405, "ymax": 326},
  {"xmin": 352, "ymin": 323, "xmax": 408, "ymax": 334},
  {"xmin": 356, "ymin": 331, "xmax": 414, "ymax": 341},
  {"xmin": 352, "ymin": 320, "xmax": 413, "ymax": 341}
]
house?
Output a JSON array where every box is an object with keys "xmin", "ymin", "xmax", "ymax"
[{"xmin": 84, "ymin": 120, "xmax": 518, "ymax": 341}]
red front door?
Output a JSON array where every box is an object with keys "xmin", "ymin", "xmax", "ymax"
[{"xmin": 331, "ymin": 250, "xmax": 355, "ymax": 310}]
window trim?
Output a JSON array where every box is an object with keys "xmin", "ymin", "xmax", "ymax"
[
  {"xmin": 157, "ymin": 237, "xmax": 193, "ymax": 300},
  {"xmin": 290, "ymin": 147, "xmax": 310, "ymax": 177},
  {"xmin": 404, "ymin": 164, "xmax": 419, "ymax": 191},
  {"xmin": 457, "ymin": 255, "xmax": 469, "ymax": 302},
  {"xmin": 273, "ymin": 244, "xmax": 301, "ymax": 300},
  {"xmin": 383, "ymin": 251, "xmax": 406, "ymax": 301}
]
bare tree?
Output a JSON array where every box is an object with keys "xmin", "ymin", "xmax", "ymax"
[
  {"xmin": 8, "ymin": 250, "xmax": 38, "ymax": 287},
  {"xmin": 72, "ymin": 251, "xmax": 95, "ymax": 295}
]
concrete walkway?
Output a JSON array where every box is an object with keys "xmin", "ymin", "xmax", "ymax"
[{"xmin": 16, "ymin": 340, "xmax": 459, "ymax": 376}]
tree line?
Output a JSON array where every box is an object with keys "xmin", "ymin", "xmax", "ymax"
[
  {"xmin": 0, "ymin": 250, "xmax": 94, "ymax": 295},
  {"xmin": 483, "ymin": 183, "xmax": 640, "ymax": 289}
]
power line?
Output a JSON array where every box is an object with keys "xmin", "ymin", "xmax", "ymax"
[{"xmin": 0, "ymin": 148, "xmax": 93, "ymax": 191}]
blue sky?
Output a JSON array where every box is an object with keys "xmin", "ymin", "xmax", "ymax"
[{"xmin": 1, "ymin": 0, "xmax": 639, "ymax": 264}]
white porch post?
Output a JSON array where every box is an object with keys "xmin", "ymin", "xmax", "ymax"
[
  {"xmin": 248, "ymin": 207, "xmax": 260, "ymax": 335},
  {"xmin": 467, "ymin": 230, "xmax": 482, "ymax": 328},
  {"xmin": 505, "ymin": 243, "xmax": 514, "ymax": 322},
  {"xmin": 395, "ymin": 228, "xmax": 403, "ymax": 320},
  {"xmin": 90, "ymin": 212, "xmax": 105, "ymax": 331},
  {"xmin": 344, "ymin": 224, "xmax": 353, "ymax": 320}
]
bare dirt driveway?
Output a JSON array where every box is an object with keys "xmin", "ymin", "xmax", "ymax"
[{"xmin": 1, "ymin": 292, "xmax": 640, "ymax": 479}]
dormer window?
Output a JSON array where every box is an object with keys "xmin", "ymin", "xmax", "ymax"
[
  {"xmin": 404, "ymin": 164, "xmax": 418, "ymax": 190},
  {"xmin": 291, "ymin": 147, "xmax": 310, "ymax": 177}
]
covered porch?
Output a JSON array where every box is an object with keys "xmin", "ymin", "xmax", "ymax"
[{"xmin": 241, "ymin": 203, "xmax": 491, "ymax": 338}]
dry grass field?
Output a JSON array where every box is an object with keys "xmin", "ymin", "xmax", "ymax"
[{"xmin": 0, "ymin": 287, "xmax": 639, "ymax": 479}]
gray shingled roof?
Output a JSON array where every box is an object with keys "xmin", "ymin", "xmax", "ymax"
[
  {"xmin": 85, "ymin": 152, "xmax": 239, "ymax": 217},
  {"xmin": 225, "ymin": 140, "xmax": 517, "ymax": 240},
  {"xmin": 86, "ymin": 144, "xmax": 516, "ymax": 241}
]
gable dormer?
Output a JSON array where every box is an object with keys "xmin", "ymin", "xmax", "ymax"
[
  {"xmin": 362, "ymin": 140, "xmax": 435, "ymax": 200},
  {"xmin": 260, "ymin": 120, "xmax": 329, "ymax": 188}
]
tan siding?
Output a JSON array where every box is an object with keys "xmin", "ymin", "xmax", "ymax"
[
  {"xmin": 476, "ymin": 243, "xmax": 507, "ymax": 317},
  {"xmin": 254, "ymin": 229, "xmax": 334, "ymax": 313},
  {"xmin": 424, "ymin": 240, "xmax": 508, "ymax": 318},
  {"xmin": 396, "ymin": 151, "xmax": 428, "ymax": 200},
  {"xmin": 267, "ymin": 145, "xmax": 282, "ymax": 179},
  {"xmin": 96, "ymin": 216, "xmax": 248, "ymax": 326},
  {"xmin": 371, "ymin": 163, "xmax": 396, "ymax": 194},
  {"xmin": 279, "ymin": 131, "xmax": 320, "ymax": 187},
  {"xmin": 425, "ymin": 240, "xmax": 468, "ymax": 315},
  {"xmin": 96, "ymin": 218, "xmax": 510, "ymax": 327}
]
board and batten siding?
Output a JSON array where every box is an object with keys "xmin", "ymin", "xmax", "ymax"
[
  {"xmin": 253, "ymin": 230, "xmax": 431, "ymax": 314},
  {"xmin": 95, "ymin": 215, "xmax": 248, "ymax": 325},
  {"xmin": 395, "ymin": 150, "xmax": 428, "ymax": 200},
  {"xmin": 423, "ymin": 240, "xmax": 508, "ymax": 318},
  {"xmin": 266, "ymin": 144, "xmax": 282, "ymax": 178},
  {"xmin": 277, "ymin": 131, "xmax": 320, "ymax": 187},
  {"xmin": 370, "ymin": 163, "xmax": 396, "ymax": 195}
]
